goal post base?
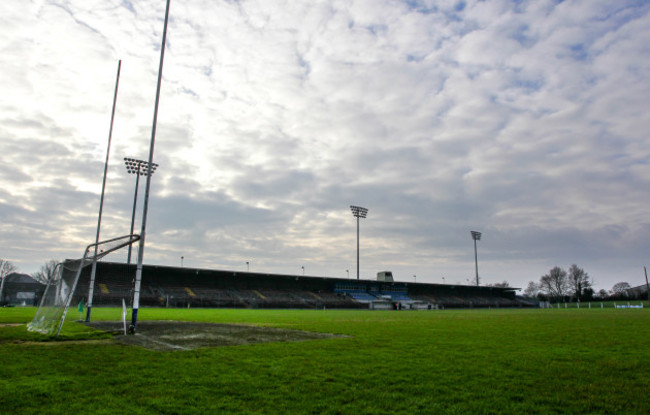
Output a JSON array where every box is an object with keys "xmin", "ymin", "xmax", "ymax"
[{"xmin": 128, "ymin": 308, "xmax": 139, "ymax": 335}]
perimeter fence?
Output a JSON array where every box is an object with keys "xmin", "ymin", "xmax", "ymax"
[{"xmin": 547, "ymin": 301, "xmax": 648, "ymax": 309}]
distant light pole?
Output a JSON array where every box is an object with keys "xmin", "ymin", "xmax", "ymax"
[
  {"xmin": 471, "ymin": 230, "xmax": 482, "ymax": 287},
  {"xmin": 246, "ymin": 261, "xmax": 250, "ymax": 272},
  {"xmin": 346, "ymin": 269, "xmax": 349, "ymax": 279},
  {"xmin": 442, "ymin": 277, "xmax": 445, "ymax": 284},
  {"xmin": 413, "ymin": 275, "xmax": 416, "ymax": 283},
  {"xmin": 350, "ymin": 205, "xmax": 368, "ymax": 280},
  {"xmin": 301, "ymin": 266, "xmax": 305, "ymax": 276},
  {"xmin": 181, "ymin": 256, "xmax": 184, "ymax": 267},
  {"xmin": 124, "ymin": 157, "xmax": 158, "ymax": 264},
  {"xmin": 644, "ymin": 266, "xmax": 649, "ymax": 308}
]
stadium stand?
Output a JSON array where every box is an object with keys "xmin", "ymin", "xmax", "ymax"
[{"xmin": 52, "ymin": 261, "xmax": 534, "ymax": 310}]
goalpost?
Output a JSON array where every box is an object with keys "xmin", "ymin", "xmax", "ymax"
[{"xmin": 28, "ymin": 234, "xmax": 140, "ymax": 336}]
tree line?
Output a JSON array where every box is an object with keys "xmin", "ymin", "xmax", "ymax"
[{"xmin": 524, "ymin": 264, "xmax": 638, "ymax": 302}]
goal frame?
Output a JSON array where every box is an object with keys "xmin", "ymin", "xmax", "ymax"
[{"xmin": 28, "ymin": 234, "xmax": 140, "ymax": 336}]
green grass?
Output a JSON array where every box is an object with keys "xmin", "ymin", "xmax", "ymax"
[{"xmin": 1, "ymin": 307, "xmax": 649, "ymax": 414}]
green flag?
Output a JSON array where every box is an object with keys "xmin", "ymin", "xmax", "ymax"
[{"xmin": 78, "ymin": 301, "xmax": 84, "ymax": 313}]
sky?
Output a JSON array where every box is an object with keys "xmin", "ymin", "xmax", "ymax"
[{"xmin": 1, "ymin": 0, "xmax": 650, "ymax": 292}]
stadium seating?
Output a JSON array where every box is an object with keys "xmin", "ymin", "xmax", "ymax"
[{"xmin": 60, "ymin": 262, "xmax": 533, "ymax": 310}]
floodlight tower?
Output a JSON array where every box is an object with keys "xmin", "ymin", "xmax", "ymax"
[
  {"xmin": 350, "ymin": 205, "xmax": 368, "ymax": 280},
  {"xmin": 471, "ymin": 230, "xmax": 482, "ymax": 287},
  {"xmin": 124, "ymin": 158, "xmax": 158, "ymax": 264}
]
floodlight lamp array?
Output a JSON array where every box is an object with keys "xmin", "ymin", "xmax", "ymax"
[
  {"xmin": 124, "ymin": 157, "xmax": 158, "ymax": 176},
  {"xmin": 471, "ymin": 230, "xmax": 482, "ymax": 241},
  {"xmin": 350, "ymin": 205, "xmax": 368, "ymax": 218}
]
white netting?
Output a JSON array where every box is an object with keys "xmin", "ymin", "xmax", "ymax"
[
  {"xmin": 27, "ymin": 234, "xmax": 139, "ymax": 336},
  {"xmin": 26, "ymin": 262, "xmax": 67, "ymax": 335}
]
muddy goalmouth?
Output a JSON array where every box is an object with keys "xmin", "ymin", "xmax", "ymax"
[{"xmin": 84, "ymin": 321, "xmax": 346, "ymax": 351}]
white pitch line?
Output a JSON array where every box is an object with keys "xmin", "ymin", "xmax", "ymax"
[{"xmin": 134, "ymin": 333, "xmax": 190, "ymax": 351}]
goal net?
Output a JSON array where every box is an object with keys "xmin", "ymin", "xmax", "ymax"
[{"xmin": 27, "ymin": 234, "xmax": 140, "ymax": 336}]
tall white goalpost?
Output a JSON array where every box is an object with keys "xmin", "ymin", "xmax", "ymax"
[
  {"xmin": 86, "ymin": 59, "xmax": 122, "ymax": 323},
  {"xmin": 28, "ymin": 234, "xmax": 140, "ymax": 336},
  {"xmin": 130, "ymin": 0, "xmax": 171, "ymax": 334}
]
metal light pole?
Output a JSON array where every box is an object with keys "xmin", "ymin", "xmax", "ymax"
[
  {"xmin": 124, "ymin": 158, "xmax": 158, "ymax": 264},
  {"xmin": 246, "ymin": 262, "xmax": 249, "ymax": 272},
  {"xmin": 181, "ymin": 256, "xmax": 184, "ymax": 267},
  {"xmin": 643, "ymin": 267, "xmax": 650, "ymax": 307},
  {"xmin": 471, "ymin": 230, "xmax": 482, "ymax": 287},
  {"xmin": 350, "ymin": 205, "xmax": 368, "ymax": 280}
]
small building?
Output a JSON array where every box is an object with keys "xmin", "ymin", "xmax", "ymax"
[
  {"xmin": 376, "ymin": 271, "xmax": 394, "ymax": 282},
  {"xmin": 1, "ymin": 273, "xmax": 45, "ymax": 306}
]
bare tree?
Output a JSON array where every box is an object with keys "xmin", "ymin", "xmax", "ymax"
[
  {"xmin": 594, "ymin": 289, "xmax": 609, "ymax": 300},
  {"xmin": 32, "ymin": 260, "xmax": 60, "ymax": 285},
  {"xmin": 567, "ymin": 264, "xmax": 592, "ymax": 301},
  {"xmin": 611, "ymin": 282, "xmax": 631, "ymax": 297},
  {"xmin": 539, "ymin": 266, "xmax": 569, "ymax": 301},
  {"xmin": 523, "ymin": 281, "xmax": 540, "ymax": 298},
  {"xmin": 0, "ymin": 259, "xmax": 17, "ymax": 304},
  {"xmin": 0, "ymin": 259, "xmax": 16, "ymax": 278}
]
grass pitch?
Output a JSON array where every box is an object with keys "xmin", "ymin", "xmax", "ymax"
[{"xmin": 1, "ymin": 307, "xmax": 649, "ymax": 414}]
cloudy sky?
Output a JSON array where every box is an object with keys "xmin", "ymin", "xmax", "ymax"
[{"xmin": 1, "ymin": 0, "xmax": 649, "ymax": 291}]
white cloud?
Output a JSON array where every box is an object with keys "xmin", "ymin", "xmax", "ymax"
[{"xmin": 1, "ymin": 0, "xmax": 649, "ymax": 291}]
